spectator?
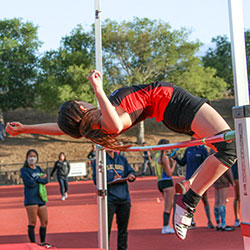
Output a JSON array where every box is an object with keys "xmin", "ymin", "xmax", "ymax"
[
  {"xmin": 51, "ymin": 152, "xmax": 71, "ymax": 200},
  {"xmin": 87, "ymin": 144, "xmax": 96, "ymax": 162},
  {"xmin": 119, "ymin": 142, "xmax": 126, "ymax": 157},
  {"xmin": 91, "ymin": 150, "xmax": 136, "ymax": 250},
  {"xmin": 232, "ymin": 161, "xmax": 241, "ymax": 227},
  {"xmin": 174, "ymin": 140, "xmax": 214, "ymax": 229},
  {"xmin": 141, "ymin": 142, "xmax": 153, "ymax": 176},
  {"xmin": 0, "ymin": 121, "xmax": 6, "ymax": 141},
  {"xmin": 213, "ymin": 168, "xmax": 235, "ymax": 231},
  {"xmin": 154, "ymin": 139, "xmax": 176, "ymax": 234},
  {"xmin": 20, "ymin": 149, "xmax": 51, "ymax": 248}
]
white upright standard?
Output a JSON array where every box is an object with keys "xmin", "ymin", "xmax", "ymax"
[
  {"xmin": 228, "ymin": 0, "xmax": 250, "ymax": 249},
  {"xmin": 94, "ymin": 0, "xmax": 109, "ymax": 249}
]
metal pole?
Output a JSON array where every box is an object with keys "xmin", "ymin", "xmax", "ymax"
[
  {"xmin": 125, "ymin": 131, "xmax": 235, "ymax": 152},
  {"xmin": 94, "ymin": 0, "xmax": 109, "ymax": 249},
  {"xmin": 228, "ymin": 1, "xmax": 250, "ymax": 249}
]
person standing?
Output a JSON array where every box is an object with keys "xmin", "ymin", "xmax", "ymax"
[
  {"xmin": 154, "ymin": 139, "xmax": 176, "ymax": 234},
  {"xmin": 0, "ymin": 120, "xmax": 6, "ymax": 141},
  {"xmin": 142, "ymin": 142, "xmax": 153, "ymax": 176},
  {"xmin": 51, "ymin": 152, "xmax": 71, "ymax": 200},
  {"xmin": 87, "ymin": 144, "xmax": 96, "ymax": 162},
  {"xmin": 91, "ymin": 150, "xmax": 136, "ymax": 250},
  {"xmin": 213, "ymin": 168, "xmax": 235, "ymax": 231},
  {"xmin": 20, "ymin": 149, "xmax": 51, "ymax": 247},
  {"xmin": 174, "ymin": 141, "xmax": 214, "ymax": 229},
  {"xmin": 232, "ymin": 161, "xmax": 241, "ymax": 227}
]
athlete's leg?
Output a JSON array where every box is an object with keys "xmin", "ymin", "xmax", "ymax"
[
  {"xmin": 202, "ymin": 191, "xmax": 213, "ymax": 227},
  {"xmin": 108, "ymin": 202, "xmax": 117, "ymax": 239},
  {"xmin": 234, "ymin": 179, "xmax": 241, "ymax": 226},
  {"xmin": 64, "ymin": 177, "xmax": 69, "ymax": 194},
  {"xmin": 58, "ymin": 177, "xmax": 65, "ymax": 197},
  {"xmin": 26, "ymin": 205, "xmax": 39, "ymax": 243},
  {"xmin": 163, "ymin": 187, "xmax": 174, "ymax": 223},
  {"xmin": 173, "ymin": 103, "xmax": 236, "ymax": 240},
  {"xmin": 214, "ymin": 188, "xmax": 221, "ymax": 229},
  {"xmin": 148, "ymin": 161, "xmax": 153, "ymax": 175},
  {"xmin": 218, "ymin": 187, "xmax": 228, "ymax": 228},
  {"xmin": 116, "ymin": 202, "xmax": 131, "ymax": 250},
  {"xmin": 38, "ymin": 205, "xmax": 48, "ymax": 244},
  {"xmin": 162, "ymin": 187, "xmax": 175, "ymax": 234},
  {"xmin": 189, "ymin": 103, "xmax": 234, "ymax": 196}
]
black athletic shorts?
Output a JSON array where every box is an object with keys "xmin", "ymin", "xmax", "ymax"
[
  {"xmin": 162, "ymin": 85, "xmax": 208, "ymax": 136},
  {"xmin": 158, "ymin": 179, "xmax": 174, "ymax": 192},
  {"xmin": 25, "ymin": 203, "xmax": 46, "ymax": 207}
]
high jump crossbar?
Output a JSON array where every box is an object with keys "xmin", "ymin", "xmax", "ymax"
[{"xmin": 124, "ymin": 131, "xmax": 235, "ymax": 152}]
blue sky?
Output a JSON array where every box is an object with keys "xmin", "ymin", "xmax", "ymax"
[{"xmin": 1, "ymin": 0, "xmax": 249, "ymax": 54}]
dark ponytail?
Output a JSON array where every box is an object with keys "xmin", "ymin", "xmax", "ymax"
[{"xmin": 157, "ymin": 139, "xmax": 170, "ymax": 163}]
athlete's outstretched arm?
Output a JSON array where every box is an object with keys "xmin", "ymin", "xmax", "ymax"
[
  {"xmin": 5, "ymin": 122, "xmax": 65, "ymax": 136},
  {"xmin": 88, "ymin": 70, "xmax": 129, "ymax": 133}
]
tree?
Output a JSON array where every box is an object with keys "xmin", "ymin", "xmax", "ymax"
[
  {"xmin": 202, "ymin": 30, "xmax": 250, "ymax": 93},
  {"xmin": 36, "ymin": 25, "xmax": 96, "ymax": 112},
  {"xmin": 100, "ymin": 18, "xmax": 227, "ymax": 143},
  {"xmin": 0, "ymin": 18, "xmax": 40, "ymax": 111},
  {"xmin": 202, "ymin": 35, "xmax": 233, "ymax": 92},
  {"xmin": 101, "ymin": 18, "xmax": 202, "ymax": 85},
  {"xmin": 172, "ymin": 58, "xmax": 226, "ymax": 100}
]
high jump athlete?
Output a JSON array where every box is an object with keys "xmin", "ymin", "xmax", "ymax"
[{"xmin": 6, "ymin": 70, "xmax": 237, "ymax": 240}]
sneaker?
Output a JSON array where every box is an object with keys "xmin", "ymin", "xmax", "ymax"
[
  {"xmin": 208, "ymin": 221, "xmax": 215, "ymax": 229},
  {"xmin": 221, "ymin": 225, "xmax": 235, "ymax": 231},
  {"xmin": 61, "ymin": 196, "xmax": 65, "ymax": 201},
  {"xmin": 175, "ymin": 180, "xmax": 190, "ymax": 194},
  {"xmin": 64, "ymin": 192, "xmax": 68, "ymax": 198},
  {"xmin": 234, "ymin": 219, "xmax": 241, "ymax": 227},
  {"xmin": 161, "ymin": 225, "xmax": 175, "ymax": 234},
  {"xmin": 216, "ymin": 225, "xmax": 222, "ymax": 231},
  {"xmin": 173, "ymin": 194, "xmax": 195, "ymax": 240},
  {"xmin": 190, "ymin": 221, "xmax": 196, "ymax": 229},
  {"xmin": 40, "ymin": 243, "xmax": 54, "ymax": 249}
]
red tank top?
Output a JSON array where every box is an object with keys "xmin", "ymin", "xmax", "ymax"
[{"xmin": 109, "ymin": 81, "xmax": 173, "ymax": 128}]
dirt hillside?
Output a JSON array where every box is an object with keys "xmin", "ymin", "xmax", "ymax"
[{"xmin": 0, "ymin": 98, "xmax": 235, "ymax": 167}]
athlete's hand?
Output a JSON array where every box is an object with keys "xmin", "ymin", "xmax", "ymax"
[
  {"xmin": 170, "ymin": 158, "xmax": 176, "ymax": 164},
  {"xmin": 41, "ymin": 173, "xmax": 47, "ymax": 179},
  {"xmin": 5, "ymin": 122, "xmax": 25, "ymax": 136},
  {"xmin": 114, "ymin": 174, "xmax": 122, "ymax": 179},
  {"xmin": 127, "ymin": 174, "xmax": 136, "ymax": 182},
  {"xmin": 88, "ymin": 70, "xmax": 102, "ymax": 90}
]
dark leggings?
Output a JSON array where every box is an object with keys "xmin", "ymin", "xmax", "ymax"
[{"xmin": 58, "ymin": 176, "xmax": 69, "ymax": 196}]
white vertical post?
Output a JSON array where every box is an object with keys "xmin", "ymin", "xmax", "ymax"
[
  {"xmin": 94, "ymin": 0, "xmax": 109, "ymax": 249},
  {"xmin": 228, "ymin": 0, "xmax": 249, "ymax": 106},
  {"xmin": 228, "ymin": 1, "xmax": 250, "ymax": 249},
  {"xmin": 95, "ymin": 148, "xmax": 108, "ymax": 250}
]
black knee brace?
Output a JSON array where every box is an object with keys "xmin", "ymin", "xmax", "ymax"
[{"xmin": 212, "ymin": 133, "xmax": 237, "ymax": 168}]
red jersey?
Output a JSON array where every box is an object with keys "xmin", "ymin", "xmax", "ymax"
[{"xmin": 109, "ymin": 81, "xmax": 173, "ymax": 128}]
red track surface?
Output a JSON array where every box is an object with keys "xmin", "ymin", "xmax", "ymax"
[{"xmin": 0, "ymin": 176, "xmax": 243, "ymax": 250}]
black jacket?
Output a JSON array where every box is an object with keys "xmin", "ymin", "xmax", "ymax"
[{"xmin": 51, "ymin": 160, "xmax": 71, "ymax": 179}]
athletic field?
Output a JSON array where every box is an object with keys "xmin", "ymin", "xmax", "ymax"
[{"xmin": 0, "ymin": 176, "xmax": 243, "ymax": 250}]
